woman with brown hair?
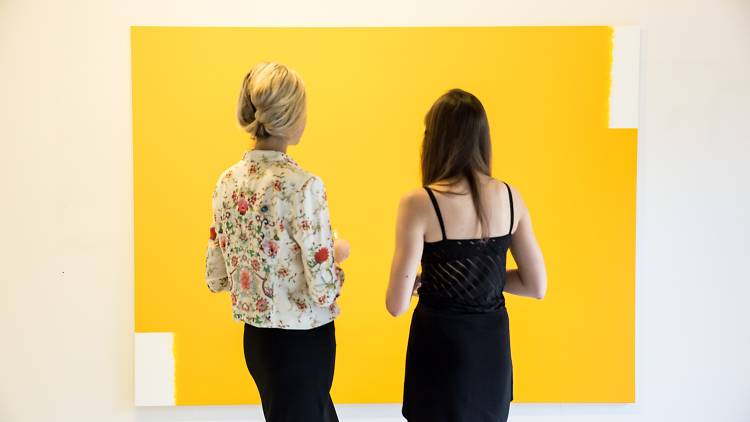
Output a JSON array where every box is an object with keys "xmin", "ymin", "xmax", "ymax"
[{"xmin": 386, "ymin": 89, "xmax": 547, "ymax": 422}]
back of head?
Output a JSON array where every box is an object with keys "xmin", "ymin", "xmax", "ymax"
[
  {"xmin": 237, "ymin": 62, "xmax": 307, "ymax": 140},
  {"xmin": 421, "ymin": 89, "xmax": 492, "ymax": 237}
]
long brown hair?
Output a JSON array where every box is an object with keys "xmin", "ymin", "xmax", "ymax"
[{"xmin": 421, "ymin": 89, "xmax": 492, "ymax": 238}]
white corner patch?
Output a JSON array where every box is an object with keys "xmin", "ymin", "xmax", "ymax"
[
  {"xmin": 609, "ymin": 26, "xmax": 641, "ymax": 129},
  {"xmin": 135, "ymin": 332, "xmax": 176, "ymax": 406}
]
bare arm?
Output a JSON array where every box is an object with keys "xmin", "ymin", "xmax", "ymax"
[
  {"xmin": 386, "ymin": 191, "xmax": 425, "ymax": 316},
  {"xmin": 504, "ymin": 189, "xmax": 547, "ymax": 299}
]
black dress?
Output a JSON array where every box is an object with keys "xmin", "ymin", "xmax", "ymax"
[
  {"xmin": 402, "ymin": 184, "xmax": 515, "ymax": 422},
  {"xmin": 243, "ymin": 321, "xmax": 338, "ymax": 422}
]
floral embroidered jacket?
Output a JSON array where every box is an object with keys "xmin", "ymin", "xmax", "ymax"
[{"xmin": 205, "ymin": 149, "xmax": 344, "ymax": 329}]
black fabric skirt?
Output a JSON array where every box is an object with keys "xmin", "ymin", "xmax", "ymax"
[
  {"xmin": 403, "ymin": 302, "xmax": 513, "ymax": 422},
  {"xmin": 243, "ymin": 322, "xmax": 338, "ymax": 422}
]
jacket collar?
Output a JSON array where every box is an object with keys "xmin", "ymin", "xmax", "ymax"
[{"xmin": 243, "ymin": 149, "xmax": 300, "ymax": 167}]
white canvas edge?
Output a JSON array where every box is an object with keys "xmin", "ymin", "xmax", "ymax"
[
  {"xmin": 135, "ymin": 332, "xmax": 176, "ymax": 406},
  {"xmin": 609, "ymin": 26, "xmax": 641, "ymax": 129}
]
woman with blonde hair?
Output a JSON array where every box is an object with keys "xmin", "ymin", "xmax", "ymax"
[
  {"xmin": 386, "ymin": 89, "xmax": 547, "ymax": 421},
  {"xmin": 205, "ymin": 62, "xmax": 349, "ymax": 422}
]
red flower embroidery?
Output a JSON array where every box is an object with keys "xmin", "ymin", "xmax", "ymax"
[
  {"xmin": 251, "ymin": 259, "xmax": 261, "ymax": 272},
  {"xmin": 265, "ymin": 240, "xmax": 279, "ymax": 257},
  {"xmin": 314, "ymin": 247, "xmax": 329, "ymax": 264},
  {"xmin": 277, "ymin": 267, "xmax": 289, "ymax": 277},
  {"xmin": 273, "ymin": 180, "xmax": 283, "ymax": 192},
  {"xmin": 237, "ymin": 198, "xmax": 249, "ymax": 215},
  {"xmin": 219, "ymin": 236, "xmax": 227, "ymax": 250},
  {"xmin": 240, "ymin": 302, "xmax": 250, "ymax": 312},
  {"xmin": 209, "ymin": 226, "xmax": 217, "ymax": 240},
  {"xmin": 256, "ymin": 298, "xmax": 269, "ymax": 312},
  {"xmin": 231, "ymin": 293, "xmax": 237, "ymax": 306},
  {"xmin": 231, "ymin": 255, "xmax": 239, "ymax": 267},
  {"xmin": 240, "ymin": 268, "xmax": 251, "ymax": 290},
  {"xmin": 301, "ymin": 220, "xmax": 311, "ymax": 231}
]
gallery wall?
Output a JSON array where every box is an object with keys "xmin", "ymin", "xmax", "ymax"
[{"xmin": 1, "ymin": 0, "xmax": 749, "ymax": 421}]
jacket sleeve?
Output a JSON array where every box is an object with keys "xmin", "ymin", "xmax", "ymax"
[
  {"xmin": 290, "ymin": 176, "xmax": 344, "ymax": 307},
  {"xmin": 205, "ymin": 182, "xmax": 230, "ymax": 293}
]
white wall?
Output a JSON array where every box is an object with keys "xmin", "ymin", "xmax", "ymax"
[{"xmin": 1, "ymin": 0, "xmax": 749, "ymax": 421}]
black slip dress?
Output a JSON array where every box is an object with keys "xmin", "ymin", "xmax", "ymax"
[{"xmin": 402, "ymin": 183, "xmax": 515, "ymax": 422}]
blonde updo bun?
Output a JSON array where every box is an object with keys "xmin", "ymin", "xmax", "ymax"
[{"xmin": 237, "ymin": 62, "xmax": 307, "ymax": 140}]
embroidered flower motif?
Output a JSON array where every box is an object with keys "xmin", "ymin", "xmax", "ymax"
[
  {"xmin": 231, "ymin": 293, "xmax": 237, "ymax": 306},
  {"xmin": 249, "ymin": 193, "xmax": 258, "ymax": 207},
  {"xmin": 277, "ymin": 267, "xmax": 289, "ymax": 277},
  {"xmin": 273, "ymin": 180, "xmax": 283, "ymax": 192},
  {"xmin": 251, "ymin": 259, "xmax": 261, "ymax": 272},
  {"xmin": 256, "ymin": 298, "xmax": 269, "ymax": 312},
  {"xmin": 314, "ymin": 247, "xmax": 329, "ymax": 264},
  {"xmin": 300, "ymin": 220, "xmax": 311, "ymax": 231},
  {"xmin": 263, "ymin": 240, "xmax": 279, "ymax": 257},
  {"xmin": 237, "ymin": 198, "xmax": 249, "ymax": 215},
  {"xmin": 240, "ymin": 302, "xmax": 250, "ymax": 312},
  {"xmin": 219, "ymin": 235, "xmax": 227, "ymax": 250},
  {"xmin": 240, "ymin": 268, "xmax": 251, "ymax": 290},
  {"xmin": 209, "ymin": 226, "xmax": 217, "ymax": 240},
  {"xmin": 231, "ymin": 255, "xmax": 239, "ymax": 267}
]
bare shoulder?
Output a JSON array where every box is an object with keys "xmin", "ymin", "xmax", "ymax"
[
  {"xmin": 493, "ymin": 179, "xmax": 530, "ymax": 219},
  {"xmin": 398, "ymin": 188, "xmax": 430, "ymax": 216},
  {"xmin": 398, "ymin": 187, "xmax": 432, "ymax": 216},
  {"xmin": 394, "ymin": 188, "xmax": 431, "ymax": 235}
]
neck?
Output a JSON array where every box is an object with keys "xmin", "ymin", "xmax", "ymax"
[{"xmin": 254, "ymin": 137, "xmax": 289, "ymax": 153}]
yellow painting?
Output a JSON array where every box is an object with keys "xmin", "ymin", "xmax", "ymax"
[{"xmin": 132, "ymin": 26, "xmax": 637, "ymax": 405}]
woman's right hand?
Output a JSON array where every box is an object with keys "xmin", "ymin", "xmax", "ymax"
[{"xmin": 333, "ymin": 238, "xmax": 350, "ymax": 263}]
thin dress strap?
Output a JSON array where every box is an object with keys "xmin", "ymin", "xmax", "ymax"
[
  {"xmin": 504, "ymin": 182, "xmax": 514, "ymax": 236},
  {"xmin": 424, "ymin": 187, "xmax": 447, "ymax": 241}
]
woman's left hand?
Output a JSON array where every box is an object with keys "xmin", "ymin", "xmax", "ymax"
[
  {"xmin": 333, "ymin": 238, "xmax": 351, "ymax": 263},
  {"xmin": 412, "ymin": 273, "xmax": 422, "ymax": 296}
]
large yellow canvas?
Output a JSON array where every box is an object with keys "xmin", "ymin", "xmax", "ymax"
[{"xmin": 132, "ymin": 27, "xmax": 637, "ymax": 405}]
